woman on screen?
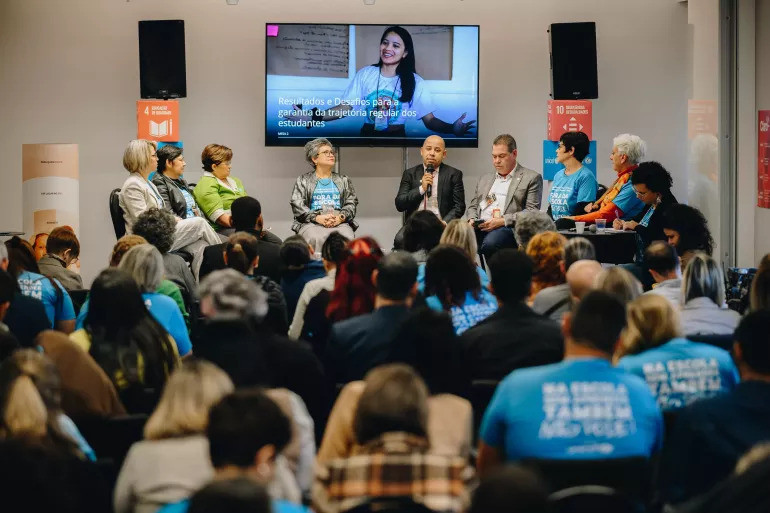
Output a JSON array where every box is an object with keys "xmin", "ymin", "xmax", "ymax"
[
  {"xmin": 289, "ymin": 26, "xmax": 475, "ymax": 138},
  {"xmin": 290, "ymin": 138, "xmax": 357, "ymax": 252}
]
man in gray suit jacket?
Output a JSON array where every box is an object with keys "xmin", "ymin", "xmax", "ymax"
[{"xmin": 466, "ymin": 134, "xmax": 543, "ymax": 259}]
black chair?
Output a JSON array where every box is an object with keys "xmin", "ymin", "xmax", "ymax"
[
  {"xmin": 341, "ymin": 497, "xmax": 436, "ymax": 513},
  {"xmin": 74, "ymin": 414, "xmax": 148, "ymax": 469},
  {"xmin": 686, "ymin": 333, "xmax": 733, "ymax": 352},
  {"xmin": 550, "ymin": 485, "xmax": 640, "ymax": 513},
  {"xmin": 68, "ymin": 289, "xmax": 89, "ymax": 315},
  {"xmin": 109, "ymin": 188, "xmax": 125, "ymax": 239},
  {"xmin": 470, "ymin": 379, "xmax": 499, "ymax": 441},
  {"xmin": 522, "ymin": 457, "xmax": 652, "ymax": 508}
]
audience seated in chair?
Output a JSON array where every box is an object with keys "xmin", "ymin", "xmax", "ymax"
[
  {"xmin": 156, "ymin": 389, "xmax": 309, "ymax": 513},
  {"xmin": 131, "ymin": 208, "xmax": 197, "ymax": 299},
  {"xmin": 415, "ymin": 218, "xmax": 487, "ymax": 293},
  {"xmin": 477, "ymin": 291, "xmax": 663, "ymax": 475},
  {"xmin": 526, "ymin": 231, "xmax": 567, "ymax": 304},
  {"xmin": 514, "ymin": 210, "xmax": 557, "ymax": 251},
  {"xmin": 222, "ymin": 231, "xmax": 288, "ymax": 334},
  {"xmin": 0, "ymin": 268, "xmax": 21, "ymax": 359},
  {"xmin": 319, "ymin": 307, "xmax": 472, "ymax": 464},
  {"xmin": 0, "ymin": 349, "xmax": 96, "ymax": 463},
  {"xmin": 77, "ymin": 244, "xmax": 191, "ymax": 357},
  {"xmin": 280, "ymin": 235, "xmax": 328, "ymax": 321},
  {"xmin": 643, "ymin": 240, "xmax": 682, "ymax": 307},
  {"xmin": 661, "ymin": 310, "xmax": 770, "ymax": 505},
  {"xmin": 70, "ymin": 268, "xmax": 179, "ymax": 413},
  {"xmin": 113, "ymin": 360, "xmax": 235, "ymax": 513},
  {"xmin": 108, "ymin": 234, "xmax": 190, "ymax": 328},
  {"xmin": 615, "ymin": 294, "xmax": 738, "ymax": 412},
  {"xmin": 194, "ymin": 269, "xmax": 327, "ymax": 442},
  {"xmin": 424, "ymin": 245, "xmax": 497, "ymax": 335},
  {"xmin": 679, "ymin": 253, "xmax": 740, "ymax": 336},
  {"xmin": 401, "ymin": 210, "xmax": 445, "ymax": 264},
  {"xmin": 565, "ymin": 259, "xmax": 603, "ymax": 304},
  {"xmin": 36, "ymin": 226, "xmax": 84, "ymax": 291},
  {"xmin": 460, "ymin": 249, "xmax": 563, "ymax": 383},
  {"xmin": 5, "ymin": 236, "xmax": 76, "ymax": 333},
  {"xmin": 199, "ymin": 196, "xmax": 283, "ymax": 283},
  {"xmin": 0, "ymin": 243, "xmax": 50, "ymax": 346},
  {"xmin": 532, "ymin": 236, "xmax": 595, "ymax": 321},
  {"xmin": 289, "ymin": 231, "xmax": 349, "ymax": 341},
  {"xmin": 324, "ymin": 251, "xmax": 418, "ymax": 386},
  {"xmin": 595, "ymin": 266, "xmax": 643, "ymax": 305},
  {"xmin": 313, "ymin": 364, "xmax": 474, "ymax": 513}
]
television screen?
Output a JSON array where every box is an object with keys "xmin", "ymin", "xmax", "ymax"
[{"xmin": 265, "ymin": 24, "xmax": 479, "ymax": 147}]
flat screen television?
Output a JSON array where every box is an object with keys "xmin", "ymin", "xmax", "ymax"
[{"xmin": 265, "ymin": 24, "xmax": 479, "ymax": 147}]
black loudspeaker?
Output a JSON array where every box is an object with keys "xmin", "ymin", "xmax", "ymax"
[
  {"xmin": 549, "ymin": 22, "xmax": 598, "ymax": 100},
  {"xmin": 139, "ymin": 20, "xmax": 187, "ymax": 99}
]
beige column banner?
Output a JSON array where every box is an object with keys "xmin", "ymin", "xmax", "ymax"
[{"xmin": 22, "ymin": 144, "xmax": 80, "ymax": 256}]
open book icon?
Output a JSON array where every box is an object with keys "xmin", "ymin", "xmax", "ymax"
[{"xmin": 149, "ymin": 119, "xmax": 172, "ymax": 138}]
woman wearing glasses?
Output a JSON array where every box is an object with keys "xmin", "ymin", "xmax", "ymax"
[{"xmin": 290, "ymin": 138, "xmax": 358, "ymax": 253}]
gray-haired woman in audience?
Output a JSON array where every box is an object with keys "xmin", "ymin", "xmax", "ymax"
[
  {"xmin": 680, "ymin": 252, "xmax": 740, "ymax": 335},
  {"xmin": 290, "ymin": 138, "xmax": 358, "ymax": 253}
]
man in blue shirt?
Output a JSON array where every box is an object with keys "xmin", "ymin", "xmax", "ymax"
[{"xmin": 477, "ymin": 291, "xmax": 663, "ymax": 475}]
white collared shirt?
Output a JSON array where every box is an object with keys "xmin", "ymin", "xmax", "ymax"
[
  {"xmin": 480, "ymin": 171, "xmax": 514, "ymax": 220},
  {"xmin": 418, "ymin": 164, "xmax": 440, "ymax": 216}
]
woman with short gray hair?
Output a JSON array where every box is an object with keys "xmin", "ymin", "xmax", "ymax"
[
  {"xmin": 198, "ymin": 268, "xmax": 269, "ymax": 323},
  {"xmin": 680, "ymin": 252, "xmax": 740, "ymax": 335},
  {"xmin": 290, "ymin": 138, "xmax": 357, "ymax": 253},
  {"xmin": 565, "ymin": 133, "xmax": 647, "ymax": 226},
  {"xmin": 73, "ymin": 244, "xmax": 192, "ymax": 356},
  {"xmin": 514, "ymin": 211, "xmax": 556, "ymax": 249}
]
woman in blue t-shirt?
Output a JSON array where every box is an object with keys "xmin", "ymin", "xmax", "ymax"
[
  {"xmin": 548, "ymin": 131, "xmax": 597, "ymax": 220},
  {"xmin": 615, "ymin": 294, "xmax": 739, "ymax": 412},
  {"xmin": 424, "ymin": 245, "xmax": 497, "ymax": 335},
  {"xmin": 5, "ymin": 236, "xmax": 75, "ymax": 332},
  {"xmin": 290, "ymin": 138, "xmax": 358, "ymax": 253}
]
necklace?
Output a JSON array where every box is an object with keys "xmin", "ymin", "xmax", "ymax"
[{"xmin": 374, "ymin": 70, "xmax": 401, "ymax": 129}]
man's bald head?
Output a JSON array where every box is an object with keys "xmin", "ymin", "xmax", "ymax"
[
  {"xmin": 567, "ymin": 259, "xmax": 603, "ymax": 302},
  {"xmin": 420, "ymin": 135, "xmax": 447, "ymax": 168}
]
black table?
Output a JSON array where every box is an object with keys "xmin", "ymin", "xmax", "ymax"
[{"xmin": 559, "ymin": 229, "xmax": 637, "ymax": 265}]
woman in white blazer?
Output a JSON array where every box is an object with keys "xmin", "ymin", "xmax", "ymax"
[{"xmin": 119, "ymin": 140, "xmax": 220, "ymax": 275}]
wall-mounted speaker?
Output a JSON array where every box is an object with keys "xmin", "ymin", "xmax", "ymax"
[
  {"xmin": 549, "ymin": 22, "xmax": 598, "ymax": 100},
  {"xmin": 139, "ymin": 20, "xmax": 187, "ymax": 99}
]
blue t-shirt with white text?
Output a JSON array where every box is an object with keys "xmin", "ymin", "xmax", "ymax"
[
  {"xmin": 311, "ymin": 179, "xmax": 341, "ymax": 211},
  {"xmin": 480, "ymin": 358, "xmax": 663, "ymax": 461},
  {"xmin": 76, "ymin": 292, "xmax": 191, "ymax": 356},
  {"xmin": 425, "ymin": 289, "xmax": 498, "ymax": 335},
  {"xmin": 17, "ymin": 270, "xmax": 75, "ymax": 327},
  {"xmin": 549, "ymin": 167, "xmax": 597, "ymax": 219},
  {"xmin": 613, "ymin": 181, "xmax": 645, "ymax": 219},
  {"xmin": 617, "ymin": 338, "xmax": 739, "ymax": 412}
]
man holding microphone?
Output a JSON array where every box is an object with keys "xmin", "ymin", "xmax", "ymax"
[{"xmin": 393, "ymin": 135, "xmax": 466, "ymax": 248}]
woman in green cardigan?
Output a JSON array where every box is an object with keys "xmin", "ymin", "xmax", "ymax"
[{"xmin": 193, "ymin": 144, "xmax": 247, "ymax": 230}]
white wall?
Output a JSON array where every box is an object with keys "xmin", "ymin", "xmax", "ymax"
[
  {"xmin": 755, "ymin": 0, "xmax": 770, "ymax": 263},
  {"xmin": 0, "ymin": 0, "xmax": 689, "ymax": 286}
]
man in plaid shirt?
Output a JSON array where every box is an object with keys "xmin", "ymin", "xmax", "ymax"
[{"xmin": 313, "ymin": 364, "xmax": 474, "ymax": 513}]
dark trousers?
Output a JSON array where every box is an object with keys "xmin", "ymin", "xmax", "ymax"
[{"xmin": 475, "ymin": 225, "xmax": 517, "ymax": 259}]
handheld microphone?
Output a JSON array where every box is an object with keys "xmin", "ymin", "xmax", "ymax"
[{"xmin": 426, "ymin": 164, "xmax": 434, "ymax": 197}]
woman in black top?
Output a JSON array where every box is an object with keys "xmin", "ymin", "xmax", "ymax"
[{"xmin": 613, "ymin": 161, "xmax": 678, "ymax": 252}]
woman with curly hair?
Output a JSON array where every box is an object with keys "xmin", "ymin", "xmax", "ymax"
[
  {"xmin": 662, "ymin": 203, "xmax": 714, "ymax": 270},
  {"xmin": 525, "ymin": 231, "xmax": 567, "ymax": 302}
]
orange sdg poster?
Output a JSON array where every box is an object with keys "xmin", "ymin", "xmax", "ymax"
[
  {"xmin": 547, "ymin": 100, "xmax": 592, "ymax": 141},
  {"xmin": 137, "ymin": 100, "xmax": 179, "ymax": 142}
]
